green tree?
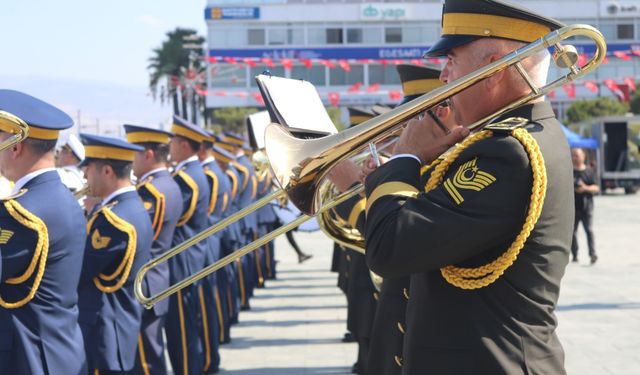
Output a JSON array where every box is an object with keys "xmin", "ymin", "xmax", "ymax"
[
  {"xmin": 630, "ymin": 88, "xmax": 640, "ymax": 114},
  {"xmin": 148, "ymin": 28, "xmax": 205, "ymax": 120},
  {"xmin": 326, "ymin": 107, "xmax": 346, "ymax": 131},
  {"xmin": 211, "ymin": 107, "xmax": 260, "ymax": 133},
  {"xmin": 565, "ymin": 97, "xmax": 629, "ymax": 124}
]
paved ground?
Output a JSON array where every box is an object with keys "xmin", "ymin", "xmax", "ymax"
[{"xmin": 212, "ymin": 191, "xmax": 640, "ymax": 374}]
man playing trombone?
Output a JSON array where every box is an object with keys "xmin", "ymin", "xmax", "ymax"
[{"xmin": 363, "ymin": 0, "xmax": 573, "ymax": 373}]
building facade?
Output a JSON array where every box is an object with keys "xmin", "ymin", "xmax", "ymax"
[{"xmin": 204, "ymin": 0, "xmax": 640, "ymax": 118}]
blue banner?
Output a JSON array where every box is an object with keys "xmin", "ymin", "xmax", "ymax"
[
  {"xmin": 205, "ymin": 7, "xmax": 260, "ymax": 20},
  {"xmin": 209, "ymin": 42, "xmax": 631, "ymax": 59}
]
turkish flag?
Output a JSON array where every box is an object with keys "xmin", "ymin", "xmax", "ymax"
[
  {"xmin": 623, "ymin": 77, "xmax": 637, "ymax": 92},
  {"xmin": 261, "ymin": 57, "xmax": 275, "ymax": 68},
  {"xmin": 347, "ymin": 82, "xmax": 362, "ymax": 93},
  {"xmin": 584, "ymin": 80, "xmax": 599, "ymax": 93},
  {"xmin": 214, "ymin": 91, "xmax": 226, "ymax": 97},
  {"xmin": 223, "ymin": 57, "xmax": 237, "ymax": 64},
  {"xmin": 366, "ymin": 83, "xmax": 380, "ymax": 93},
  {"xmin": 547, "ymin": 90, "xmax": 555, "ymax": 98},
  {"xmin": 338, "ymin": 59, "xmax": 351, "ymax": 72},
  {"xmin": 632, "ymin": 50, "xmax": 640, "ymax": 57},
  {"xmin": 328, "ymin": 92, "xmax": 340, "ymax": 107},
  {"xmin": 388, "ymin": 90, "xmax": 403, "ymax": 101},
  {"xmin": 604, "ymin": 79, "xmax": 627, "ymax": 101},
  {"xmin": 281, "ymin": 58, "xmax": 293, "ymax": 71},
  {"xmin": 319, "ymin": 60, "xmax": 336, "ymax": 69},
  {"xmin": 409, "ymin": 59, "xmax": 424, "ymax": 66},
  {"xmin": 577, "ymin": 54, "xmax": 588, "ymax": 67},
  {"xmin": 614, "ymin": 51, "xmax": 632, "ymax": 61},
  {"xmin": 243, "ymin": 58, "xmax": 257, "ymax": 68},
  {"xmin": 563, "ymin": 83, "xmax": 576, "ymax": 99},
  {"xmin": 300, "ymin": 58, "xmax": 313, "ymax": 69},
  {"xmin": 379, "ymin": 59, "xmax": 389, "ymax": 65},
  {"xmin": 602, "ymin": 56, "xmax": 609, "ymax": 64},
  {"xmin": 208, "ymin": 56, "xmax": 218, "ymax": 64},
  {"xmin": 252, "ymin": 92, "xmax": 265, "ymax": 106}
]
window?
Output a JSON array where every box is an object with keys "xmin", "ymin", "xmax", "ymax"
[
  {"xmin": 288, "ymin": 28, "xmax": 305, "ymax": 44},
  {"xmin": 347, "ymin": 28, "xmax": 363, "ymax": 44},
  {"xmin": 291, "ymin": 65, "xmax": 327, "ymax": 86},
  {"xmin": 224, "ymin": 29, "xmax": 246, "ymax": 47},
  {"xmin": 368, "ymin": 64, "xmax": 401, "ymax": 85},
  {"xmin": 268, "ymin": 29, "xmax": 287, "ymax": 45},
  {"xmin": 248, "ymin": 29, "xmax": 265, "ymax": 45},
  {"xmin": 327, "ymin": 28, "xmax": 344, "ymax": 44},
  {"xmin": 363, "ymin": 27, "xmax": 383, "ymax": 44},
  {"xmin": 308, "ymin": 28, "xmax": 325, "ymax": 44},
  {"xmin": 329, "ymin": 65, "xmax": 364, "ymax": 85},
  {"xmin": 618, "ymin": 24, "xmax": 634, "ymax": 39},
  {"xmin": 385, "ymin": 27, "xmax": 402, "ymax": 43}
]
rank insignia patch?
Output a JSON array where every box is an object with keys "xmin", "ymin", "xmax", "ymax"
[
  {"xmin": 0, "ymin": 228, "xmax": 14, "ymax": 244},
  {"xmin": 444, "ymin": 158, "xmax": 496, "ymax": 205},
  {"xmin": 143, "ymin": 201, "xmax": 153, "ymax": 211},
  {"xmin": 91, "ymin": 229, "xmax": 111, "ymax": 249}
]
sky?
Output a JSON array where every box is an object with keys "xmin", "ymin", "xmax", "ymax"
[{"xmin": 0, "ymin": 0, "xmax": 207, "ymax": 134}]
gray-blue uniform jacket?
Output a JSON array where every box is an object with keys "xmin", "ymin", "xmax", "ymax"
[
  {"xmin": 78, "ymin": 189, "xmax": 152, "ymax": 371},
  {"xmin": 170, "ymin": 158, "xmax": 211, "ymax": 282},
  {"xmin": 0, "ymin": 170, "xmax": 87, "ymax": 375},
  {"xmin": 137, "ymin": 169, "xmax": 182, "ymax": 316},
  {"xmin": 234, "ymin": 155, "xmax": 258, "ymax": 235}
]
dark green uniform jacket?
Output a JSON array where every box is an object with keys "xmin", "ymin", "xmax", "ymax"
[{"xmin": 364, "ymin": 102, "xmax": 573, "ymax": 375}]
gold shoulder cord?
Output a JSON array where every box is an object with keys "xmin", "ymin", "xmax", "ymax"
[
  {"xmin": 93, "ymin": 207, "xmax": 138, "ymax": 294},
  {"xmin": 0, "ymin": 200, "xmax": 49, "ymax": 309},
  {"xmin": 424, "ymin": 125, "xmax": 547, "ymax": 290}
]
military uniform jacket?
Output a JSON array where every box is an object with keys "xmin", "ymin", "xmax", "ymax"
[
  {"xmin": 202, "ymin": 159, "xmax": 231, "ymax": 223},
  {"xmin": 78, "ymin": 189, "xmax": 152, "ymax": 371},
  {"xmin": 0, "ymin": 170, "xmax": 87, "ymax": 375},
  {"xmin": 235, "ymin": 155, "xmax": 258, "ymax": 235},
  {"xmin": 256, "ymin": 171, "xmax": 278, "ymax": 227},
  {"xmin": 137, "ymin": 169, "xmax": 182, "ymax": 316},
  {"xmin": 364, "ymin": 103, "xmax": 573, "ymax": 375},
  {"xmin": 335, "ymin": 194, "xmax": 377, "ymax": 339},
  {"xmin": 171, "ymin": 159, "xmax": 211, "ymax": 283}
]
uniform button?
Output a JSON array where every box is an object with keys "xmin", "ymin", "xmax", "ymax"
[
  {"xmin": 346, "ymin": 254, "xmax": 352, "ymax": 261},
  {"xmin": 394, "ymin": 355, "xmax": 403, "ymax": 367},
  {"xmin": 397, "ymin": 321, "xmax": 405, "ymax": 334},
  {"xmin": 373, "ymin": 292, "xmax": 379, "ymax": 301},
  {"xmin": 403, "ymin": 288, "xmax": 410, "ymax": 300}
]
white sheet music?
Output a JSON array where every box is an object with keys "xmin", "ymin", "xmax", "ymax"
[
  {"xmin": 248, "ymin": 110, "xmax": 271, "ymax": 149},
  {"xmin": 255, "ymin": 75, "xmax": 338, "ymax": 135}
]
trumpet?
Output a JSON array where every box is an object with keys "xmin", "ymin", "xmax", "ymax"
[
  {"xmin": 0, "ymin": 111, "xmax": 30, "ymax": 151},
  {"xmin": 74, "ymin": 185, "xmax": 90, "ymax": 199},
  {"xmin": 135, "ymin": 24, "xmax": 606, "ymax": 309}
]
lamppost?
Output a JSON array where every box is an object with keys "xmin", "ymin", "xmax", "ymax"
[{"xmin": 182, "ymin": 34, "xmax": 206, "ymax": 125}]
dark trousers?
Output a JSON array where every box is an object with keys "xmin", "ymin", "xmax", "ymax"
[
  {"xmin": 572, "ymin": 207, "xmax": 596, "ymax": 259},
  {"xmin": 132, "ymin": 311, "xmax": 168, "ymax": 375},
  {"xmin": 165, "ymin": 287, "xmax": 203, "ymax": 375}
]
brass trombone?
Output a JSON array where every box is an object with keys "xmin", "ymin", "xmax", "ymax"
[
  {"xmin": 135, "ymin": 24, "xmax": 606, "ymax": 308},
  {"xmin": 0, "ymin": 111, "xmax": 30, "ymax": 151}
]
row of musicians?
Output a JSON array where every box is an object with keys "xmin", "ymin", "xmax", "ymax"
[{"xmin": 0, "ymin": 90, "xmax": 277, "ymax": 375}]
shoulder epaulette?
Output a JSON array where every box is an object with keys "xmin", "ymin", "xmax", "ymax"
[
  {"xmin": 138, "ymin": 181, "xmax": 165, "ymax": 241},
  {"xmin": 91, "ymin": 206, "xmax": 137, "ymax": 293},
  {"xmin": 484, "ymin": 117, "xmax": 529, "ymax": 134},
  {"xmin": 1, "ymin": 188, "xmax": 28, "ymax": 201},
  {"xmin": 0, "ymin": 198, "xmax": 49, "ymax": 309},
  {"xmin": 203, "ymin": 167, "xmax": 219, "ymax": 216},
  {"xmin": 232, "ymin": 161, "xmax": 250, "ymax": 191},
  {"xmin": 175, "ymin": 170, "xmax": 198, "ymax": 227}
]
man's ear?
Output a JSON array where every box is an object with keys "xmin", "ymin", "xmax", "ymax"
[
  {"xmin": 483, "ymin": 54, "xmax": 508, "ymax": 90},
  {"xmin": 12, "ymin": 141, "xmax": 26, "ymax": 159},
  {"xmin": 145, "ymin": 148, "xmax": 155, "ymax": 161}
]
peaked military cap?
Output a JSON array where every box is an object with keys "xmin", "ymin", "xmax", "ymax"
[
  {"xmin": 397, "ymin": 64, "xmax": 444, "ymax": 104},
  {"xmin": 80, "ymin": 133, "xmax": 144, "ymax": 165},
  {"xmin": 425, "ymin": 0, "xmax": 565, "ymax": 57},
  {"xmin": 216, "ymin": 138, "xmax": 237, "ymax": 152},
  {"xmin": 170, "ymin": 115, "xmax": 209, "ymax": 143},
  {"xmin": 0, "ymin": 89, "xmax": 73, "ymax": 140},
  {"xmin": 348, "ymin": 107, "xmax": 375, "ymax": 128},
  {"xmin": 211, "ymin": 145, "xmax": 236, "ymax": 163},
  {"xmin": 123, "ymin": 124, "xmax": 174, "ymax": 145},
  {"xmin": 64, "ymin": 133, "xmax": 85, "ymax": 161},
  {"xmin": 222, "ymin": 131, "xmax": 246, "ymax": 146}
]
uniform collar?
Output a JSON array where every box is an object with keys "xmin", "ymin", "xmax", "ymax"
[
  {"xmin": 200, "ymin": 156, "xmax": 215, "ymax": 166},
  {"xmin": 174, "ymin": 155, "xmax": 198, "ymax": 172},
  {"xmin": 101, "ymin": 185, "xmax": 136, "ymax": 207},
  {"xmin": 493, "ymin": 102, "xmax": 555, "ymax": 124},
  {"xmin": 11, "ymin": 167, "xmax": 57, "ymax": 194},
  {"xmin": 139, "ymin": 167, "xmax": 168, "ymax": 183}
]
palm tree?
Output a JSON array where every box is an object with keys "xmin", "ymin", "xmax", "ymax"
[{"xmin": 148, "ymin": 28, "xmax": 206, "ymax": 121}]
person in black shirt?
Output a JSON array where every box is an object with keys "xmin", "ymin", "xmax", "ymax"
[{"xmin": 571, "ymin": 147, "xmax": 600, "ymax": 264}]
